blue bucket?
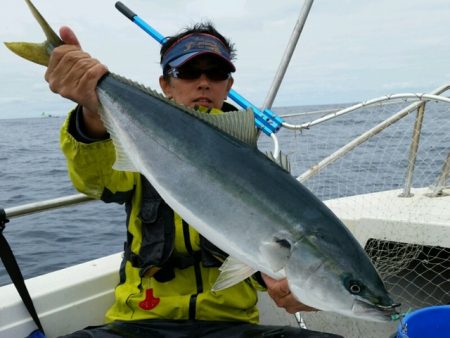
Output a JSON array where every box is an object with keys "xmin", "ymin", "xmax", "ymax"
[{"xmin": 397, "ymin": 305, "xmax": 450, "ymax": 338}]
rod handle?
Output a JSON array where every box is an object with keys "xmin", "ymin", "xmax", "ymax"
[{"xmin": 115, "ymin": 2, "xmax": 136, "ymax": 21}]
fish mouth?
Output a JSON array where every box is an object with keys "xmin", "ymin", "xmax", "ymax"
[{"xmin": 352, "ymin": 297, "xmax": 400, "ymax": 322}]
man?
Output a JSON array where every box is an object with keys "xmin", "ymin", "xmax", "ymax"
[{"xmin": 49, "ymin": 21, "xmax": 342, "ymax": 338}]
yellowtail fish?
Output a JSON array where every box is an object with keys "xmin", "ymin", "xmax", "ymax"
[{"xmin": 5, "ymin": 0, "xmax": 398, "ymax": 321}]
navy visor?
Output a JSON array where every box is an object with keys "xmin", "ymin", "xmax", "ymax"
[{"xmin": 161, "ymin": 33, "xmax": 235, "ymax": 72}]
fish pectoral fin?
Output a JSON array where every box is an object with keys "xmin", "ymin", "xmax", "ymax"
[
  {"xmin": 260, "ymin": 238, "xmax": 292, "ymax": 272},
  {"xmin": 211, "ymin": 256, "xmax": 257, "ymax": 291},
  {"xmin": 99, "ymin": 105, "xmax": 138, "ymax": 172}
]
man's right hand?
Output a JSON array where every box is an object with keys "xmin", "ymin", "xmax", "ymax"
[{"xmin": 45, "ymin": 26, "xmax": 109, "ymax": 138}]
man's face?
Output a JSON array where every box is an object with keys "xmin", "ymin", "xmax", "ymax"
[{"xmin": 159, "ymin": 55, "xmax": 234, "ymax": 110}]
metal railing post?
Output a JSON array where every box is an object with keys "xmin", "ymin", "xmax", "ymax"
[
  {"xmin": 262, "ymin": 0, "xmax": 314, "ymax": 111},
  {"xmin": 399, "ymin": 102, "xmax": 426, "ymax": 197},
  {"xmin": 297, "ymin": 84, "xmax": 450, "ymax": 183},
  {"xmin": 429, "ymin": 153, "xmax": 450, "ymax": 197}
]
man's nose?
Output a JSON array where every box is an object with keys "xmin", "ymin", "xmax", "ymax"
[{"xmin": 197, "ymin": 73, "xmax": 211, "ymax": 88}]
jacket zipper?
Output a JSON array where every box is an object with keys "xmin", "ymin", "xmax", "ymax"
[{"xmin": 182, "ymin": 220, "xmax": 203, "ymax": 320}]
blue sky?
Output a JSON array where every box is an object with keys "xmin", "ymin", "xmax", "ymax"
[{"xmin": 1, "ymin": 0, "xmax": 450, "ymax": 118}]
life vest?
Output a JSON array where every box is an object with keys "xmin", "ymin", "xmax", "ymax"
[{"xmin": 123, "ymin": 176, "xmax": 228, "ymax": 282}]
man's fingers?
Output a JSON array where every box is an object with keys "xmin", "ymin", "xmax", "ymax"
[
  {"xmin": 262, "ymin": 274, "xmax": 290, "ymax": 297},
  {"xmin": 59, "ymin": 26, "xmax": 80, "ymax": 47},
  {"xmin": 261, "ymin": 273, "xmax": 318, "ymax": 313},
  {"xmin": 46, "ymin": 48, "xmax": 89, "ymax": 90}
]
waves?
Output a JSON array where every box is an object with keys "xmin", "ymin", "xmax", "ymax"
[{"xmin": 0, "ymin": 117, "xmax": 124, "ymax": 285}]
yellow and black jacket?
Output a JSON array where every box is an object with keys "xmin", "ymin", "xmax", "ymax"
[{"xmin": 60, "ymin": 106, "xmax": 265, "ymax": 324}]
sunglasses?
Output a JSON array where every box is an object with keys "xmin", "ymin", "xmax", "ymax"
[{"xmin": 167, "ymin": 66, "xmax": 231, "ymax": 81}]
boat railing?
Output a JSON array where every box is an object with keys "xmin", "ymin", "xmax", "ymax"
[
  {"xmin": 294, "ymin": 83, "xmax": 450, "ymax": 198},
  {"xmin": 3, "ymin": 194, "xmax": 94, "ymax": 220},
  {"xmin": 4, "ymin": 85, "xmax": 450, "ymax": 220},
  {"xmin": 428, "ymin": 152, "xmax": 450, "ymax": 197}
]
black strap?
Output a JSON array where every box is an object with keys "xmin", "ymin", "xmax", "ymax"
[{"xmin": 0, "ymin": 209, "xmax": 45, "ymax": 335}]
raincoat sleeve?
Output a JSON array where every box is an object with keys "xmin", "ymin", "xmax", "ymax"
[
  {"xmin": 60, "ymin": 107, "xmax": 136, "ymax": 201},
  {"xmin": 251, "ymin": 273, "xmax": 267, "ymax": 291}
]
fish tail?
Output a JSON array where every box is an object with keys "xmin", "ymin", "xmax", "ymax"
[{"xmin": 4, "ymin": 0, "xmax": 63, "ymax": 66}]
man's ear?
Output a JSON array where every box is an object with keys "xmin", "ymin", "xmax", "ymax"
[
  {"xmin": 159, "ymin": 76, "xmax": 172, "ymax": 98},
  {"xmin": 226, "ymin": 77, "xmax": 234, "ymax": 93}
]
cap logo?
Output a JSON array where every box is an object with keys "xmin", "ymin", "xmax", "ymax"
[{"xmin": 183, "ymin": 40, "xmax": 222, "ymax": 55}]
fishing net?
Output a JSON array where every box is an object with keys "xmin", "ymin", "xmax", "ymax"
[{"xmin": 258, "ymin": 91, "xmax": 450, "ymax": 337}]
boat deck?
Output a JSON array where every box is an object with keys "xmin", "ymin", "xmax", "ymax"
[{"xmin": 325, "ymin": 187, "xmax": 450, "ymax": 247}]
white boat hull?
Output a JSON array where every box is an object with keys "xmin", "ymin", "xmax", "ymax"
[
  {"xmin": 1, "ymin": 188, "xmax": 448, "ymax": 338},
  {"xmin": 0, "ymin": 253, "xmax": 121, "ymax": 338}
]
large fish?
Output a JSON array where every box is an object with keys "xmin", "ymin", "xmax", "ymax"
[{"xmin": 6, "ymin": 0, "xmax": 398, "ymax": 321}]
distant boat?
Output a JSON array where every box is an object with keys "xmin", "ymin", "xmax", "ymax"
[{"xmin": 40, "ymin": 112, "xmax": 60, "ymax": 118}]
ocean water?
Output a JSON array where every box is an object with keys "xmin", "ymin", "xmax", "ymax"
[
  {"xmin": 0, "ymin": 116, "xmax": 125, "ymax": 286},
  {"xmin": 0, "ymin": 101, "xmax": 449, "ymax": 286}
]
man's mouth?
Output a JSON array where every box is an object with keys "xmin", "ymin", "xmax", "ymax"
[{"xmin": 193, "ymin": 97, "xmax": 212, "ymax": 105}]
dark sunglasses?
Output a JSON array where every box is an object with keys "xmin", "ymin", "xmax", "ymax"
[{"xmin": 167, "ymin": 66, "xmax": 231, "ymax": 81}]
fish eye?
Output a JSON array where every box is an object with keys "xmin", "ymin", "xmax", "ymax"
[
  {"xmin": 348, "ymin": 280, "xmax": 363, "ymax": 295},
  {"xmin": 343, "ymin": 275, "xmax": 365, "ymax": 295}
]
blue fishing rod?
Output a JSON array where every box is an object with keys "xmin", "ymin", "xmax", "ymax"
[{"xmin": 115, "ymin": 2, "xmax": 283, "ymax": 137}]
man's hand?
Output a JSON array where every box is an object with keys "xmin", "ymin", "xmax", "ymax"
[
  {"xmin": 262, "ymin": 274, "xmax": 318, "ymax": 314},
  {"xmin": 45, "ymin": 26, "xmax": 109, "ymax": 137}
]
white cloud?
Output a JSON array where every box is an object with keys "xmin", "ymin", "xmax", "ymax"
[{"xmin": 1, "ymin": 0, "xmax": 450, "ymax": 118}]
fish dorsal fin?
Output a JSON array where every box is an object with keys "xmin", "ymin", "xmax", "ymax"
[
  {"xmin": 105, "ymin": 73, "xmax": 258, "ymax": 146},
  {"xmin": 187, "ymin": 108, "xmax": 258, "ymax": 147},
  {"xmin": 265, "ymin": 151, "xmax": 291, "ymax": 172}
]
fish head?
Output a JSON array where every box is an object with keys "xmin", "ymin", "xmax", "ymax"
[{"xmin": 285, "ymin": 237, "xmax": 398, "ymax": 322}]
